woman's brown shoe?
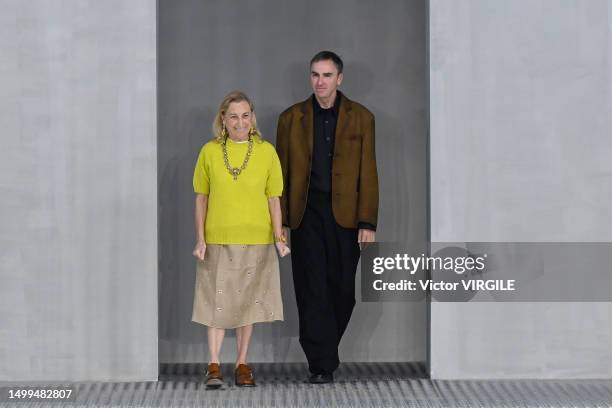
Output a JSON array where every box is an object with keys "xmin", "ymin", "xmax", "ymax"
[
  {"xmin": 205, "ymin": 363, "xmax": 223, "ymax": 389},
  {"xmin": 235, "ymin": 364, "xmax": 256, "ymax": 387}
]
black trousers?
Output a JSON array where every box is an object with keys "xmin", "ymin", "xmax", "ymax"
[{"xmin": 291, "ymin": 190, "xmax": 361, "ymax": 374}]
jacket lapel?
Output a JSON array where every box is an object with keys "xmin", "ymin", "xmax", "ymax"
[
  {"xmin": 299, "ymin": 96, "xmax": 314, "ymax": 157},
  {"xmin": 334, "ymin": 93, "xmax": 352, "ymax": 152}
]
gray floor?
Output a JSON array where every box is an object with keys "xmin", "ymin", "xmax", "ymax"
[{"xmin": 2, "ymin": 363, "xmax": 612, "ymax": 407}]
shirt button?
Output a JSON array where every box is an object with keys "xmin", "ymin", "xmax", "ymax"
[
  {"xmin": 328, "ymin": 153, "xmax": 332, "ymax": 157},
  {"xmin": 325, "ymin": 120, "xmax": 328, "ymax": 124},
  {"xmin": 326, "ymin": 137, "xmax": 330, "ymax": 141}
]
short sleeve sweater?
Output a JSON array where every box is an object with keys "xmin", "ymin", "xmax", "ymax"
[{"xmin": 193, "ymin": 138, "xmax": 283, "ymax": 244}]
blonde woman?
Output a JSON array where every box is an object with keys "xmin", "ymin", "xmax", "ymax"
[{"xmin": 192, "ymin": 91, "xmax": 290, "ymax": 389}]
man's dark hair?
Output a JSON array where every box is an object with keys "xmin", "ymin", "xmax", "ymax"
[{"xmin": 310, "ymin": 51, "xmax": 343, "ymax": 74}]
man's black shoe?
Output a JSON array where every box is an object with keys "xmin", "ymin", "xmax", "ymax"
[{"xmin": 308, "ymin": 373, "xmax": 334, "ymax": 384}]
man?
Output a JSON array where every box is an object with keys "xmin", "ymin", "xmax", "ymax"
[{"xmin": 276, "ymin": 51, "xmax": 378, "ymax": 384}]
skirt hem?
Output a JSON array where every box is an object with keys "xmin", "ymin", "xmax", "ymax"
[{"xmin": 191, "ymin": 317, "xmax": 284, "ymax": 329}]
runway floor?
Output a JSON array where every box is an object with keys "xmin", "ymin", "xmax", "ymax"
[{"xmin": 2, "ymin": 362, "xmax": 612, "ymax": 407}]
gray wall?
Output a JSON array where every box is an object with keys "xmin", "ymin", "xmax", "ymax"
[
  {"xmin": 429, "ymin": 0, "xmax": 612, "ymax": 378},
  {"xmin": 158, "ymin": 0, "xmax": 428, "ymax": 363},
  {"xmin": 4, "ymin": 0, "xmax": 608, "ymax": 382},
  {"xmin": 0, "ymin": 1, "xmax": 157, "ymax": 381}
]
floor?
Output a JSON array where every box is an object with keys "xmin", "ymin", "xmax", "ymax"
[{"xmin": 2, "ymin": 363, "xmax": 612, "ymax": 407}]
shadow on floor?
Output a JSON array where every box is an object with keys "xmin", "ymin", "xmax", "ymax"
[{"xmin": 159, "ymin": 361, "xmax": 429, "ymax": 383}]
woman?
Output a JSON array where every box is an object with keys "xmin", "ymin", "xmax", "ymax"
[{"xmin": 191, "ymin": 91, "xmax": 290, "ymax": 389}]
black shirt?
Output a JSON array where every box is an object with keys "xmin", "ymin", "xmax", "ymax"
[
  {"xmin": 308, "ymin": 92, "xmax": 376, "ymax": 231},
  {"xmin": 309, "ymin": 92, "xmax": 341, "ymax": 193}
]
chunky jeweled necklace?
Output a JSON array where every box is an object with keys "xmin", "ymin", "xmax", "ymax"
[{"xmin": 222, "ymin": 136, "xmax": 253, "ymax": 180}]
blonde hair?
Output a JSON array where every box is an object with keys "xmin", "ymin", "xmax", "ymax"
[{"xmin": 212, "ymin": 91, "xmax": 263, "ymax": 142}]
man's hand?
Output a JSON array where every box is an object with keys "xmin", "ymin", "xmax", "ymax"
[
  {"xmin": 358, "ymin": 229, "xmax": 375, "ymax": 250},
  {"xmin": 192, "ymin": 241, "xmax": 206, "ymax": 261}
]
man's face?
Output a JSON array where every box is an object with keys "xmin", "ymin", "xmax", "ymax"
[{"xmin": 310, "ymin": 59, "xmax": 343, "ymax": 100}]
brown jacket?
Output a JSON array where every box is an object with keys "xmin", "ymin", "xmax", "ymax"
[{"xmin": 276, "ymin": 93, "xmax": 378, "ymax": 229}]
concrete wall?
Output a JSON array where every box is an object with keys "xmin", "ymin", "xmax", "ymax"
[
  {"xmin": 429, "ymin": 0, "xmax": 612, "ymax": 378},
  {"xmin": 158, "ymin": 0, "xmax": 428, "ymax": 363},
  {"xmin": 0, "ymin": 1, "xmax": 157, "ymax": 381}
]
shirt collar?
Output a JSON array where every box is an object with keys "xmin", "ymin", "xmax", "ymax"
[{"xmin": 312, "ymin": 91, "xmax": 342, "ymax": 117}]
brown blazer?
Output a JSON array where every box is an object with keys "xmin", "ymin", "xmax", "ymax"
[{"xmin": 276, "ymin": 93, "xmax": 378, "ymax": 229}]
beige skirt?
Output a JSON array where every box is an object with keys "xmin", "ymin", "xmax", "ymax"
[{"xmin": 192, "ymin": 244, "xmax": 283, "ymax": 329}]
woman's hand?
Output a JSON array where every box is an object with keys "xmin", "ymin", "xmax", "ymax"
[
  {"xmin": 275, "ymin": 242, "xmax": 291, "ymax": 258},
  {"xmin": 192, "ymin": 241, "xmax": 206, "ymax": 261},
  {"xmin": 281, "ymin": 226, "xmax": 290, "ymax": 245}
]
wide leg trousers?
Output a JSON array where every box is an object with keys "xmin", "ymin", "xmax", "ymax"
[{"xmin": 291, "ymin": 190, "xmax": 361, "ymax": 374}]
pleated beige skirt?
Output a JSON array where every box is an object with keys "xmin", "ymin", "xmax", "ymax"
[{"xmin": 192, "ymin": 244, "xmax": 283, "ymax": 329}]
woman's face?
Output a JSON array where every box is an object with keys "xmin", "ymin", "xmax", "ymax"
[{"xmin": 223, "ymin": 101, "xmax": 254, "ymax": 141}]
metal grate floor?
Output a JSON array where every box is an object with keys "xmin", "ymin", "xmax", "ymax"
[{"xmin": 2, "ymin": 362, "xmax": 612, "ymax": 407}]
